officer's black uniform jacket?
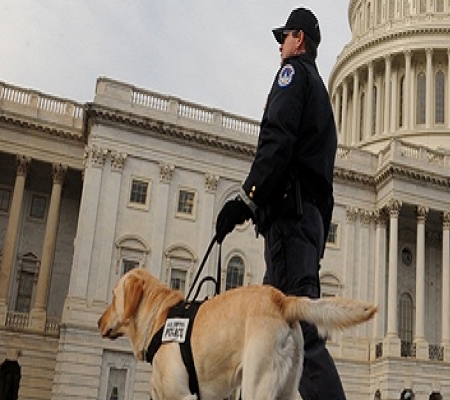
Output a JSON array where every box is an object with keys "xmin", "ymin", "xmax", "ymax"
[{"xmin": 242, "ymin": 53, "xmax": 337, "ymax": 233}]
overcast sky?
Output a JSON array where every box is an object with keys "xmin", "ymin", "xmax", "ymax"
[{"xmin": 0, "ymin": 1, "xmax": 352, "ymax": 120}]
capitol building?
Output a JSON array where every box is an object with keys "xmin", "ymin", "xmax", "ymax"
[{"xmin": 1, "ymin": 1, "xmax": 450, "ymax": 399}]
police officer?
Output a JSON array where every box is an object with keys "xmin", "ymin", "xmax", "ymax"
[{"xmin": 216, "ymin": 7, "xmax": 346, "ymax": 400}]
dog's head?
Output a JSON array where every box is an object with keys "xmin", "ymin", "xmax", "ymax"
[{"xmin": 98, "ymin": 269, "xmax": 145, "ymax": 340}]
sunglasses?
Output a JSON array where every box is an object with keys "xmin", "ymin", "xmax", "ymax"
[{"xmin": 280, "ymin": 30, "xmax": 299, "ymax": 44}]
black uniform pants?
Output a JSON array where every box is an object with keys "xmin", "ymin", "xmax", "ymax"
[{"xmin": 263, "ymin": 202, "xmax": 346, "ymax": 400}]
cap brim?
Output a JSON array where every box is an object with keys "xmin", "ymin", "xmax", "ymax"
[{"xmin": 272, "ymin": 27, "xmax": 285, "ymax": 44}]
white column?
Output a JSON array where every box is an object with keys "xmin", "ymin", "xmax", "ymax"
[
  {"xmin": 30, "ymin": 164, "xmax": 67, "ymax": 330},
  {"xmin": 351, "ymin": 71, "xmax": 360, "ymax": 144},
  {"xmin": 425, "ymin": 48, "xmax": 433, "ymax": 129},
  {"xmin": 384, "ymin": 200, "xmax": 402, "ymax": 356},
  {"xmin": 341, "ymin": 81, "xmax": 349, "ymax": 144},
  {"xmin": 373, "ymin": 210, "xmax": 388, "ymax": 341},
  {"xmin": 441, "ymin": 213, "xmax": 450, "ymax": 354},
  {"xmin": 0, "ymin": 156, "xmax": 30, "ymax": 324},
  {"xmin": 387, "ymin": 200, "xmax": 401, "ymax": 337},
  {"xmin": 200, "ymin": 173, "xmax": 219, "ymax": 296},
  {"xmin": 404, "ymin": 50, "xmax": 412, "ymax": 130},
  {"xmin": 366, "ymin": 62, "xmax": 374, "ymax": 139},
  {"xmin": 343, "ymin": 207, "xmax": 358, "ymax": 298},
  {"xmin": 357, "ymin": 210, "xmax": 371, "ymax": 338},
  {"xmin": 414, "ymin": 206, "xmax": 429, "ymax": 359},
  {"xmin": 334, "ymin": 88, "xmax": 341, "ymax": 135},
  {"xmin": 390, "ymin": 68, "xmax": 399, "ymax": 133},
  {"xmin": 94, "ymin": 152, "xmax": 126, "ymax": 303},
  {"xmin": 152, "ymin": 163, "xmax": 174, "ymax": 282},
  {"xmin": 384, "ymin": 55, "xmax": 392, "ymax": 134},
  {"xmin": 66, "ymin": 146, "xmax": 107, "ymax": 299}
]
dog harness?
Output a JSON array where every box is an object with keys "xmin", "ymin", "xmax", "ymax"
[{"xmin": 146, "ymin": 300, "xmax": 203, "ymax": 399}]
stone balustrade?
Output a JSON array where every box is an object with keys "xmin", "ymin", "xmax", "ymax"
[
  {"xmin": 95, "ymin": 77, "xmax": 260, "ymax": 144},
  {"xmin": 0, "ymin": 80, "xmax": 84, "ymax": 131}
]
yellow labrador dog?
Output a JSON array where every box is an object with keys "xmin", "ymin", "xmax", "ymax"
[{"xmin": 98, "ymin": 268, "xmax": 376, "ymax": 400}]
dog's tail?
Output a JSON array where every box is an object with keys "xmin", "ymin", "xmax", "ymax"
[{"xmin": 282, "ymin": 296, "xmax": 377, "ymax": 335}]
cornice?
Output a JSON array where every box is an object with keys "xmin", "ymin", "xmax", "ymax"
[
  {"xmin": 374, "ymin": 163, "xmax": 450, "ymax": 189},
  {"xmin": 331, "ymin": 26, "xmax": 450, "ymax": 86},
  {"xmin": 85, "ymin": 103, "xmax": 256, "ymax": 159},
  {"xmin": 0, "ymin": 111, "xmax": 85, "ymax": 143},
  {"xmin": 334, "ymin": 167, "xmax": 375, "ymax": 187}
]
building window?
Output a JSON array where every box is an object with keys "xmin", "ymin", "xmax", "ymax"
[
  {"xmin": 0, "ymin": 360, "xmax": 21, "ymax": 400},
  {"xmin": 29, "ymin": 194, "xmax": 47, "ymax": 219},
  {"xmin": 14, "ymin": 253, "xmax": 39, "ymax": 313},
  {"xmin": 226, "ymin": 256, "xmax": 245, "ymax": 290},
  {"xmin": 359, "ymin": 93, "xmax": 365, "ymax": 141},
  {"xmin": 372, "ymin": 86, "xmax": 377, "ymax": 135},
  {"xmin": 399, "ymin": 292, "xmax": 414, "ymax": 344},
  {"xmin": 170, "ymin": 268, "xmax": 187, "ymax": 293},
  {"xmin": 177, "ymin": 189, "xmax": 196, "ymax": 217},
  {"xmin": 129, "ymin": 178, "xmax": 150, "ymax": 208},
  {"xmin": 399, "ymin": 76, "xmax": 405, "ymax": 128},
  {"xmin": 389, "ymin": 0, "xmax": 395, "ymax": 19},
  {"xmin": 326, "ymin": 223, "xmax": 339, "ymax": 246},
  {"xmin": 419, "ymin": 0, "xmax": 427, "ymax": 13},
  {"xmin": 107, "ymin": 368, "xmax": 126, "ymax": 400},
  {"xmin": 16, "ymin": 271, "xmax": 34, "ymax": 313},
  {"xmin": 320, "ymin": 273, "xmax": 341, "ymax": 297},
  {"xmin": 403, "ymin": 0, "xmax": 410, "ymax": 16},
  {"xmin": 0, "ymin": 187, "xmax": 11, "ymax": 213},
  {"xmin": 122, "ymin": 259, "xmax": 138, "ymax": 275},
  {"xmin": 435, "ymin": 71, "xmax": 445, "ymax": 124},
  {"xmin": 376, "ymin": 0, "xmax": 382, "ymax": 24},
  {"xmin": 436, "ymin": 0, "xmax": 444, "ymax": 12},
  {"xmin": 416, "ymin": 72, "xmax": 426, "ymax": 125},
  {"xmin": 115, "ymin": 235, "xmax": 149, "ymax": 275}
]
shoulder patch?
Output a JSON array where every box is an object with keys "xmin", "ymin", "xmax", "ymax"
[{"xmin": 278, "ymin": 64, "xmax": 295, "ymax": 87}]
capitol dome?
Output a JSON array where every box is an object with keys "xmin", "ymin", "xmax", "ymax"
[{"xmin": 329, "ymin": 0, "xmax": 450, "ymax": 153}]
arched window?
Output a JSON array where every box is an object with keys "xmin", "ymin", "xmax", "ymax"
[
  {"xmin": 403, "ymin": 0, "xmax": 410, "ymax": 16},
  {"xmin": 165, "ymin": 246, "xmax": 196, "ymax": 296},
  {"xmin": 372, "ymin": 86, "xmax": 377, "ymax": 135},
  {"xmin": 399, "ymin": 292, "xmax": 414, "ymax": 355},
  {"xmin": 115, "ymin": 235, "xmax": 149, "ymax": 276},
  {"xmin": 416, "ymin": 72, "xmax": 426, "ymax": 125},
  {"xmin": 435, "ymin": 71, "xmax": 445, "ymax": 124},
  {"xmin": 376, "ymin": 0, "xmax": 382, "ymax": 24},
  {"xmin": 419, "ymin": 0, "xmax": 427, "ymax": 13},
  {"xmin": 0, "ymin": 360, "xmax": 21, "ymax": 400},
  {"xmin": 226, "ymin": 256, "xmax": 244, "ymax": 290},
  {"xmin": 389, "ymin": 0, "xmax": 395, "ymax": 19},
  {"xmin": 399, "ymin": 76, "xmax": 405, "ymax": 128},
  {"xmin": 320, "ymin": 273, "xmax": 341, "ymax": 297},
  {"xmin": 366, "ymin": 2, "xmax": 371, "ymax": 30},
  {"xmin": 360, "ymin": 92, "xmax": 365, "ymax": 141}
]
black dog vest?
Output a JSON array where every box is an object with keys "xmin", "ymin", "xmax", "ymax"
[{"xmin": 146, "ymin": 301, "xmax": 203, "ymax": 399}]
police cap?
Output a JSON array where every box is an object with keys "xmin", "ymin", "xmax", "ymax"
[{"xmin": 272, "ymin": 7, "xmax": 321, "ymax": 46}]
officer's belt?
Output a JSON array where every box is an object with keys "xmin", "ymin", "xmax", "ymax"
[{"xmin": 146, "ymin": 300, "xmax": 203, "ymax": 399}]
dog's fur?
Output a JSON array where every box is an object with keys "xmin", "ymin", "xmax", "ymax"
[{"xmin": 98, "ymin": 268, "xmax": 376, "ymax": 400}]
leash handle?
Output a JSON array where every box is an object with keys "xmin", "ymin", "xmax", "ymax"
[{"xmin": 186, "ymin": 235, "xmax": 218, "ymax": 301}]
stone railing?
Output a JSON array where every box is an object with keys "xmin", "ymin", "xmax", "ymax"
[
  {"xmin": 95, "ymin": 77, "xmax": 260, "ymax": 143},
  {"xmin": 5, "ymin": 311, "xmax": 60, "ymax": 336},
  {"xmin": 5, "ymin": 311, "xmax": 29, "ymax": 330},
  {"xmin": 378, "ymin": 140, "xmax": 450, "ymax": 169},
  {"xmin": 0, "ymin": 80, "xmax": 84, "ymax": 130}
]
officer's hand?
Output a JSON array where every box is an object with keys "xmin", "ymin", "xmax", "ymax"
[{"xmin": 216, "ymin": 197, "xmax": 252, "ymax": 244}]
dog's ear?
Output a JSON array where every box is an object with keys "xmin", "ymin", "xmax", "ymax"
[{"xmin": 124, "ymin": 275, "xmax": 144, "ymax": 322}]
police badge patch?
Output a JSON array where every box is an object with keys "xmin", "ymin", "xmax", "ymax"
[{"xmin": 278, "ymin": 64, "xmax": 295, "ymax": 87}]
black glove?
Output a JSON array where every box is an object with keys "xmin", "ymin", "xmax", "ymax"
[{"xmin": 216, "ymin": 196, "xmax": 253, "ymax": 244}]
